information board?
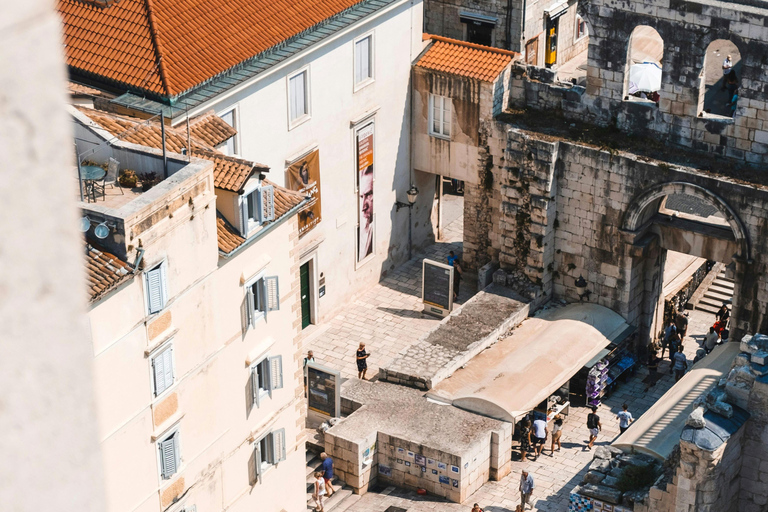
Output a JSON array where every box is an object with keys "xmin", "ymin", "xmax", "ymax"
[
  {"xmin": 422, "ymin": 259, "xmax": 453, "ymax": 316},
  {"xmin": 306, "ymin": 362, "xmax": 341, "ymax": 417}
]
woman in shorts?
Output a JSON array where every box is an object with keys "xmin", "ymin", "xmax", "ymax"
[
  {"xmin": 519, "ymin": 419, "xmax": 532, "ymax": 461},
  {"xmin": 550, "ymin": 415, "xmax": 563, "ymax": 454}
]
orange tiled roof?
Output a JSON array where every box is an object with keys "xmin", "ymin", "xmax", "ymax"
[
  {"xmin": 75, "ymin": 106, "xmax": 261, "ymax": 192},
  {"xmin": 69, "ymin": 80, "xmax": 113, "ymax": 98},
  {"xmin": 85, "ymin": 243, "xmax": 132, "ymax": 302},
  {"xmin": 216, "ymin": 182, "xmax": 305, "ymax": 254},
  {"xmin": 416, "ymin": 35, "xmax": 518, "ymax": 82},
  {"xmin": 57, "ymin": 0, "xmax": 368, "ymax": 97}
]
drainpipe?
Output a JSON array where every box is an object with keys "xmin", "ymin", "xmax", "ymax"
[
  {"xmin": 521, "ymin": 0, "xmax": 527, "ymax": 54},
  {"xmin": 505, "ymin": 0, "xmax": 515, "ymax": 51}
]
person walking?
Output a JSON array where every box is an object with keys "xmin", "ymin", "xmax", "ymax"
[
  {"xmin": 320, "ymin": 452, "xmax": 335, "ymax": 497},
  {"xmin": 550, "ymin": 414, "xmax": 563, "ymax": 454},
  {"xmin": 643, "ymin": 348, "xmax": 662, "ymax": 392},
  {"xmin": 667, "ymin": 331, "xmax": 681, "ymax": 374},
  {"xmin": 716, "ymin": 302, "xmax": 730, "ymax": 323},
  {"xmin": 519, "ymin": 469, "xmax": 535, "ymax": 510},
  {"xmin": 312, "ymin": 471, "xmax": 326, "ymax": 512},
  {"xmin": 672, "ymin": 345, "xmax": 688, "ymax": 382},
  {"xmin": 617, "ymin": 404, "xmax": 634, "ymax": 434},
  {"xmin": 471, "ymin": 504, "xmax": 484, "ymax": 512},
  {"xmin": 704, "ymin": 326, "xmax": 720, "ymax": 354},
  {"xmin": 532, "ymin": 417, "xmax": 548, "ymax": 459},
  {"xmin": 447, "ymin": 251, "xmax": 463, "ymax": 301},
  {"xmin": 721, "ymin": 54, "xmax": 733, "ymax": 90},
  {"xmin": 661, "ymin": 320, "xmax": 677, "ymax": 359},
  {"xmin": 303, "ymin": 350, "xmax": 315, "ymax": 396},
  {"xmin": 675, "ymin": 310, "xmax": 689, "ymax": 340},
  {"xmin": 586, "ymin": 406, "xmax": 601, "ymax": 450},
  {"xmin": 519, "ymin": 419, "xmax": 532, "ymax": 461},
  {"xmin": 356, "ymin": 343, "xmax": 370, "ymax": 380}
]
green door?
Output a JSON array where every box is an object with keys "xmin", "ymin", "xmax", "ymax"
[{"xmin": 300, "ymin": 263, "xmax": 311, "ymax": 329}]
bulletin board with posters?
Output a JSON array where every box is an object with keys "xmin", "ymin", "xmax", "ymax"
[
  {"xmin": 306, "ymin": 362, "xmax": 340, "ymax": 418},
  {"xmin": 356, "ymin": 122, "xmax": 375, "ymax": 263},
  {"xmin": 286, "ymin": 149, "xmax": 322, "ymax": 236}
]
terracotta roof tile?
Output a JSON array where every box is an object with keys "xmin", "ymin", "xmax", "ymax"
[
  {"xmin": 57, "ymin": 0, "xmax": 368, "ymax": 97},
  {"xmin": 263, "ymin": 178, "xmax": 306, "ymax": 219},
  {"xmin": 75, "ymin": 106, "xmax": 259, "ymax": 192},
  {"xmin": 216, "ymin": 214, "xmax": 246, "ymax": 253},
  {"xmin": 415, "ymin": 35, "xmax": 518, "ymax": 82},
  {"xmin": 69, "ymin": 80, "xmax": 113, "ymax": 98},
  {"xmin": 85, "ymin": 243, "xmax": 132, "ymax": 302}
]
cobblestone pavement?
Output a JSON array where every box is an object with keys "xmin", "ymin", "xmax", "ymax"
[
  {"xmin": 305, "ymin": 215, "xmax": 477, "ymax": 381},
  {"xmin": 344, "ymin": 308, "xmax": 718, "ymax": 512}
]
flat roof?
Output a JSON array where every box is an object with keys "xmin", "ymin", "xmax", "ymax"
[
  {"xmin": 428, "ymin": 303, "xmax": 631, "ymax": 422},
  {"xmin": 612, "ymin": 342, "xmax": 740, "ymax": 460}
]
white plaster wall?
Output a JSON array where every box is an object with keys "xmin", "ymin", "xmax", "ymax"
[
  {"xmin": 0, "ymin": 1, "xmax": 106, "ymax": 511},
  {"xmin": 181, "ymin": 0, "xmax": 425, "ymax": 322}
]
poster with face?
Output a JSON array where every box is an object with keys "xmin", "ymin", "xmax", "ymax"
[
  {"xmin": 286, "ymin": 149, "xmax": 321, "ymax": 236},
  {"xmin": 356, "ymin": 123, "xmax": 374, "ymax": 262}
]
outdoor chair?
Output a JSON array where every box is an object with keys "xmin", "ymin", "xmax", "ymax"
[{"xmin": 102, "ymin": 157, "xmax": 124, "ymax": 198}]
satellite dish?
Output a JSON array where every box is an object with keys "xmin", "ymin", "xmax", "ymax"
[
  {"xmin": 94, "ymin": 222, "xmax": 110, "ymax": 239},
  {"xmin": 80, "ymin": 216, "xmax": 91, "ymax": 232}
]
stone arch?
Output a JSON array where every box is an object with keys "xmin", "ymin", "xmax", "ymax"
[
  {"xmin": 622, "ymin": 181, "xmax": 750, "ymax": 260},
  {"xmin": 623, "ymin": 26, "xmax": 664, "ymax": 101},
  {"xmin": 698, "ymin": 39, "xmax": 743, "ymax": 118}
]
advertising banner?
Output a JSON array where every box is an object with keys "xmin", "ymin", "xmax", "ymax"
[
  {"xmin": 356, "ymin": 123, "xmax": 374, "ymax": 261},
  {"xmin": 286, "ymin": 149, "xmax": 321, "ymax": 236}
]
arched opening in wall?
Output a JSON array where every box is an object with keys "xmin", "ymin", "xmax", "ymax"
[
  {"xmin": 698, "ymin": 40, "xmax": 742, "ymax": 119},
  {"xmin": 622, "ymin": 183, "xmax": 747, "ymax": 364},
  {"xmin": 623, "ymin": 26, "xmax": 664, "ymax": 105}
]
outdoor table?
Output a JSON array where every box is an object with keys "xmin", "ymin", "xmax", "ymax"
[{"xmin": 80, "ymin": 165, "xmax": 107, "ymax": 202}]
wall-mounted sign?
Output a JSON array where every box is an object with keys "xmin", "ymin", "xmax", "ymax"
[
  {"xmin": 286, "ymin": 149, "xmax": 322, "ymax": 236},
  {"xmin": 356, "ymin": 122, "xmax": 375, "ymax": 262},
  {"xmin": 422, "ymin": 259, "xmax": 454, "ymax": 317},
  {"xmin": 306, "ymin": 362, "xmax": 340, "ymax": 417}
]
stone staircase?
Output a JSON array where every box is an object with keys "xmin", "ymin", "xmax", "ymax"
[
  {"xmin": 695, "ymin": 268, "xmax": 734, "ymax": 314},
  {"xmin": 305, "ymin": 451, "xmax": 359, "ymax": 512}
]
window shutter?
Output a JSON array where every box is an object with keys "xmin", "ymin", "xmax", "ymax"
[
  {"xmin": 253, "ymin": 445, "xmax": 262, "ymax": 483},
  {"xmin": 146, "ymin": 267, "xmax": 163, "ymax": 314},
  {"xmin": 251, "ymin": 365, "xmax": 260, "ymax": 408},
  {"xmin": 265, "ymin": 433, "xmax": 276, "ymax": 464},
  {"xmin": 240, "ymin": 197, "xmax": 249, "ymax": 236},
  {"xmin": 152, "ymin": 350, "xmax": 166, "ymax": 396},
  {"xmin": 159, "ymin": 262, "xmax": 168, "ymax": 307},
  {"xmin": 160, "ymin": 434, "xmax": 177, "ymax": 479},
  {"xmin": 258, "ymin": 185, "xmax": 275, "ymax": 223},
  {"xmin": 273, "ymin": 428, "xmax": 286, "ymax": 463},
  {"xmin": 265, "ymin": 276, "xmax": 280, "ymax": 312},
  {"xmin": 161, "ymin": 347, "xmax": 174, "ymax": 392},
  {"xmin": 269, "ymin": 355, "xmax": 283, "ymax": 391},
  {"xmin": 246, "ymin": 285, "xmax": 256, "ymax": 329}
]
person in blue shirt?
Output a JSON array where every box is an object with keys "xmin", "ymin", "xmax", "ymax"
[
  {"xmin": 320, "ymin": 452, "xmax": 335, "ymax": 497},
  {"xmin": 447, "ymin": 251, "xmax": 463, "ymax": 301}
]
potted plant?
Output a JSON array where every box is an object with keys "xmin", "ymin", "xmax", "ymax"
[
  {"xmin": 118, "ymin": 169, "xmax": 138, "ymax": 188},
  {"xmin": 138, "ymin": 171, "xmax": 159, "ymax": 191}
]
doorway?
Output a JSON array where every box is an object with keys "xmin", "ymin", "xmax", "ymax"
[
  {"xmin": 545, "ymin": 16, "xmax": 559, "ymax": 68},
  {"xmin": 300, "ymin": 262, "xmax": 311, "ymax": 329},
  {"xmin": 436, "ymin": 175, "xmax": 464, "ymax": 241}
]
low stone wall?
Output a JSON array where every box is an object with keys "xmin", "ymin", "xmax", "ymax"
[{"xmin": 380, "ymin": 283, "xmax": 531, "ymax": 389}]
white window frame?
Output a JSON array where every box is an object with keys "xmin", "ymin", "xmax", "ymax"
[
  {"xmin": 239, "ymin": 184, "xmax": 275, "ymax": 236},
  {"xmin": 149, "ymin": 340, "xmax": 175, "ymax": 398},
  {"xmin": 144, "ymin": 260, "xmax": 168, "ymax": 316},
  {"xmin": 157, "ymin": 424, "xmax": 181, "ymax": 481},
  {"xmin": 287, "ymin": 67, "xmax": 311, "ymax": 129},
  {"xmin": 216, "ymin": 105, "xmax": 240, "ymax": 156},
  {"xmin": 353, "ymin": 33, "xmax": 375, "ymax": 91},
  {"xmin": 244, "ymin": 272, "xmax": 280, "ymax": 328},
  {"xmin": 428, "ymin": 94, "xmax": 452, "ymax": 139},
  {"xmin": 253, "ymin": 428, "xmax": 286, "ymax": 482},
  {"xmin": 575, "ymin": 15, "xmax": 588, "ymax": 42},
  {"xmin": 245, "ymin": 272, "xmax": 267, "ymax": 325},
  {"xmin": 249, "ymin": 353, "xmax": 283, "ymax": 409}
]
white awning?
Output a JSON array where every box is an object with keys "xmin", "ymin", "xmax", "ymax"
[
  {"xmin": 428, "ymin": 303, "xmax": 632, "ymax": 423},
  {"xmin": 545, "ymin": 1, "xmax": 569, "ymax": 19}
]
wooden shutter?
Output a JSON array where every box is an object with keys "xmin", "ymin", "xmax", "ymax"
[
  {"xmin": 273, "ymin": 428, "xmax": 286, "ymax": 464},
  {"xmin": 240, "ymin": 197, "xmax": 249, "ymax": 236},
  {"xmin": 252, "ymin": 444, "xmax": 261, "ymax": 484},
  {"xmin": 146, "ymin": 266, "xmax": 163, "ymax": 314},
  {"xmin": 246, "ymin": 284, "xmax": 256, "ymax": 329},
  {"xmin": 265, "ymin": 276, "xmax": 279, "ymax": 312},
  {"xmin": 160, "ymin": 433, "xmax": 177, "ymax": 479},
  {"xmin": 258, "ymin": 185, "xmax": 275, "ymax": 223},
  {"xmin": 251, "ymin": 365, "xmax": 260, "ymax": 408},
  {"xmin": 152, "ymin": 346, "xmax": 173, "ymax": 396},
  {"xmin": 269, "ymin": 355, "xmax": 283, "ymax": 391}
]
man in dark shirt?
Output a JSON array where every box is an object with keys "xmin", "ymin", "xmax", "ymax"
[
  {"xmin": 586, "ymin": 406, "xmax": 601, "ymax": 451},
  {"xmin": 320, "ymin": 452, "xmax": 334, "ymax": 497}
]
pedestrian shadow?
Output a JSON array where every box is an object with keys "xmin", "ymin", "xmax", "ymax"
[
  {"xmin": 377, "ymin": 306, "xmax": 431, "ymax": 319},
  {"xmin": 484, "ymin": 507, "xmax": 515, "ymax": 512}
]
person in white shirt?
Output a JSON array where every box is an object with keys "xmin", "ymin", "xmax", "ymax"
[
  {"xmin": 312, "ymin": 471, "xmax": 326, "ymax": 512},
  {"xmin": 721, "ymin": 55, "xmax": 733, "ymax": 90},
  {"xmin": 531, "ymin": 418, "xmax": 548, "ymax": 459},
  {"xmin": 519, "ymin": 470, "xmax": 535, "ymax": 510},
  {"xmin": 704, "ymin": 326, "xmax": 720, "ymax": 354},
  {"xmin": 617, "ymin": 404, "xmax": 634, "ymax": 434}
]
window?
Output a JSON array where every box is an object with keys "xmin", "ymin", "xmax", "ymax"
[
  {"xmin": 151, "ymin": 343, "xmax": 175, "ymax": 397},
  {"xmin": 354, "ymin": 35, "xmax": 373, "ymax": 86},
  {"xmin": 217, "ymin": 108, "xmax": 237, "ymax": 155},
  {"xmin": 429, "ymin": 94, "xmax": 451, "ymax": 138},
  {"xmin": 575, "ymin": 15, "xmax": 587, "ymax": 41},
  {"xmin": 288, "ymin": 70, "xmax": 309, "ymax": 123},
  {"xmin": 245, "ymin": 274, "xmax": 280, "ymax": 327},
  {"xmin": 239, "ymin": 185, "xmax": 275, "ymax": 235},
  {"xmin": 158, "ymin": 429, "xmax": 180, "ymax": 480},
  {"xmin": 145, "ymin": 261, "xmax": 168, "ymax": 315},
  {"xmin": 250, "ymin": 354, "xmax": 283, "ymax": 408},
  {"xmin": 253, "ymin": 429, "xmax": 286, "ymax": 481}
]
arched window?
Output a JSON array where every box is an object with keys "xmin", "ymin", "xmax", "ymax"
[
  {"xmin": 623, "ymin": 26, "xmax": 664, "ymax": 105},
  {"xmin": 698, "ymin": 40, "xmax": 741, "ymax": 119}
]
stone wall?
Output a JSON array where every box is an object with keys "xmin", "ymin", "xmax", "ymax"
[
  {"xmin": 422, "ymin": 0, "xmax": 522, "ymax": 50},
  {"xmin": 508, "ymin": 0, "xmax": 768, "ymax": 166}
]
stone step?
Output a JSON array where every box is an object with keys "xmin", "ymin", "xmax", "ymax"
[
  {"xmin": 306, "ymin": 457, "xmax": 321, "ymax": 478},
  {"xmin": 307, "ymin": 473, "xmax": 342, "ymax": 491},
  {"xmin": 306, "ymin": 450, "xmax": 318, "ymax": 465},
  {"xmin": 306, "ymin": 428, "xmax": 325, "ymax": 454},
  {"xmin": 704, "ymin": 289, "xmax": 733, "ymax": 303},
  {"xmin": 306, "ymin": 487, "xmax": 354, "ymax": 512},
  {"xmin": 709, "ymin": 282, "xmax": 734, "ymax": 295},
  {"xmin": 697, "ymin": 298, "xmax": 723, "ymax": 313}
]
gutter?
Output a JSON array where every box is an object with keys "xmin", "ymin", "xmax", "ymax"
[{"xmin": 218, "ymin": 198, "xmax": 309, "ymax": 259}]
